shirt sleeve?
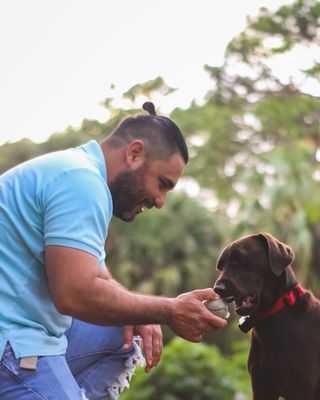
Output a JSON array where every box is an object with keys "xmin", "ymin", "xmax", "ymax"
[{"xmin": 41, "ymin": 168, "xmax": 110, "ymax": 265}]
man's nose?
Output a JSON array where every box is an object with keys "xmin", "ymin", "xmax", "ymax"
[{"xmin": 154, "ymin": 192, "xmax": 167, "ymax": 209}]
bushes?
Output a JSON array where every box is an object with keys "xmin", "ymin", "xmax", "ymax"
[{"xmin": 121, "ymin": 337, "xmax": 251, "ymax": 400}]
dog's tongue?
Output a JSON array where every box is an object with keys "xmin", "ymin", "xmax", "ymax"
[
  {"xmin": 243, "ymin": 297, "xmax": 253, "ymax": 307},
  {"xmin": 235, "ymin": 294, "xmax": 255, "ymax": 313}
]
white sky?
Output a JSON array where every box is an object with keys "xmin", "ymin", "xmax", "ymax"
[{"xmin": 0, "ymin": 0, "xmax": 295, "ymax": 145}]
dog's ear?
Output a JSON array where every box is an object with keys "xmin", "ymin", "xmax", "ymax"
[
  {"xmin": 258, "ymin": 232, "xmax": 295, "ymax": 276},
  {"xmin": 216, "ymin": 244, "xmax": 232, "ymax": 271}
]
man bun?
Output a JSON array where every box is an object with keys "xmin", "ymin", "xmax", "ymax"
[{"xmin": 142, "ymin": 101, "xmax": 157, "ymax": 116}]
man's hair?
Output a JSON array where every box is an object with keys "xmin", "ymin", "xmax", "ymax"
[{"xmin": 107, "ymin": 102, "xmax": 188, "ymax": 164}]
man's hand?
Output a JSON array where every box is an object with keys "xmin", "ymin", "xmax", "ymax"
[
  {"xmin": 167, "ymin": 288, "xmax": 228, "ymax": 342},
  {"xmin": 123, "ymin": 325, "xmax": 163, "ymax": 373}
]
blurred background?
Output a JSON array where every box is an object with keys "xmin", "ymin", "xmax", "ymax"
[{"xmin": 1, "ymin": 0, "xmax": 319, "ymax": 398}]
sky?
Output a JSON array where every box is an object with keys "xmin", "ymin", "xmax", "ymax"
[{"xmin": 0, "ymin": 0, "xmax": 294, "ymax": 145}]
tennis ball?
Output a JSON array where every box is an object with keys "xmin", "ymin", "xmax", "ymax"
[{"xmin": 204, "ymin": 298, "xmax": 230, "ymax": 319}]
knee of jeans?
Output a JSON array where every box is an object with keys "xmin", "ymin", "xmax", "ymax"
[
  {"xmin": 107, "ymin": 342, "xmax": 146, "ymax": 400},
  {"xmin": 105, "ymin": 327, "xmax": 128, "ymax": 355}
]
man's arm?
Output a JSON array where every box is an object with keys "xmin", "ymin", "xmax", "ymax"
[
  {"xmin": 45, "ymin": 245, "xmax": 227, "ymax": 342},
  {"xmin": 98, "ymin": 263, "xmax": 163, "ymax": 373},
  {"xmin": 45, "ymin": 245, "xmax": 171, "ymax": 325},
  {"xmin": 97, "ymin": 265, "xmax": 113, "ymax": 280},
  {"xmin": 97, "ymin": 263, "xmax": 126, "ymax": 289}
]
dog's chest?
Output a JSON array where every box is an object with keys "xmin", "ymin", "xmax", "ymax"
[
  {"xmin": 251, "ymin": 328, "xmax": 290, "ymax": 367},
  {"xmin": 249, "ymin": 312, "xmax": 320, "ymax": 384}
]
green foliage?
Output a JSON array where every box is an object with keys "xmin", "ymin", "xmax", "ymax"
[
  {"xmin": 107, "ymin": 193, "xmax": 226, "ymax": 297},
  {"xmin": 1, "ymin": 0, "xmax": 319, "ymax": 375},
  {"xmin": 0, "ymin": 139, "xmax": 42, "ymax": 173},
  {"xmin": 123, "ymin": 76, "xmax": 176, "ymax": 102},
  {"xmin": 227, "ymin": 0, "xmax": 320, "ymax": 60},
  {"xmin": 121, "ymin": 337, "xmax": 251, "ymax": 400},
  {"xmin": 172, "ymin": 0, "xmax": 320, "ymax": 290}
]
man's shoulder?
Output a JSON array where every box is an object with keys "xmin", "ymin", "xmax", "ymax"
[{"xmin": 32, "ymin": 141, "xmax": 104, "ymax": 183}]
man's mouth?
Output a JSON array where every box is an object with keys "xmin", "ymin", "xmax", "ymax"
[{"xmin": 135, "ymin": 200, "xmax": 154, "ymax": 215}]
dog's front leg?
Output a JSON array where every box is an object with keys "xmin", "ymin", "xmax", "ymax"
[
  {"xmin": 249, "ymin": 357, "xmax": 279, "ymax": 400},
  {"xmin": 251, "ymin": 380, "xmax": 279, "ymax": 400},
  {"xmin": 250, "ymin": 369, "xmax": 279, "ymax": 400},
  {"xmin": 250, "ymin": 367, "xmax": 278, "ymax": 400}
]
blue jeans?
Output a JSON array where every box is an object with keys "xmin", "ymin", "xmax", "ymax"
[{"xmin": 0, "ymin": 320, "xmax": 145, "ymax": 400}]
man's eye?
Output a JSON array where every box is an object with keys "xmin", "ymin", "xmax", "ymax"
[{"xmin": 159, "ymin": 177, "xmax": 174, "ymax": 190}]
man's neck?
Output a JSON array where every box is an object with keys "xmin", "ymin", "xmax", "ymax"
[{"xmin": 99, "ymin": 139, "xmax": 126, "ymax": 186}]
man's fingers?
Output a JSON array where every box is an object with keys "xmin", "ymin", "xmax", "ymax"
[
  {"xmin": 123, "ymin": 325, "xmax": 134, "ymax": 350},
  {"xmin": 186, "ymin": 316, "xmax": 226, "ymax": 342},
  {"xmin": 205, "ymin": 309, "xmax": 228, "ymax": 329},
  {"xmin": 193, "ymin": 288, "xmax": 219, "ymax": 301},
  {"xmin": 137, "ymin": 325, "xmax": 163, "ymax": 373},
  {"xmin": 151, "ymin": 332, "xmax": 163, "ymax": 368},
  {"xmin": 167, "ymin": 289, "xmax": 228, "ymax": 344},
  {"xmin": 182, "ymin": 333, "xmax": 203, "ymax": 343},
  {"xmin": 142, "ymin": 333, "xmax": 153, "ymax": 373}
]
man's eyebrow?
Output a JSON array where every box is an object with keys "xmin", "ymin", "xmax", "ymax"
[{"xmin": 159, "ymin": 176, "xmax": 175, "ymax": 189}]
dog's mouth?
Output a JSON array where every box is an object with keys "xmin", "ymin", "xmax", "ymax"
[
  {"xmin": 227, "ymin": 293, "xmax": 258, "ymax": 316},
  {"xmin": 214, "ymin": 282, "xmax": 260, "ymax": 316}
]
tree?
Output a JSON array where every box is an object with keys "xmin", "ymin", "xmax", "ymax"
[
  {"xmin": 171, "ymin": 0, "xmax": 320, "ymax": 290},
  {"xmin": 1, "ymin": 0, "xmax": 318, "ymax": 349}
]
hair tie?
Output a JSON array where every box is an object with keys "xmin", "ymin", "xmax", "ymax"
[{"xmin": 142, "ymin": 101, "xmax": 157, "ymax": 116}]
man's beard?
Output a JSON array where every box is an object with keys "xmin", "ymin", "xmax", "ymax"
[{"xmin": 109, "ymin": 169, "xmax": 154, "ymax": 222}]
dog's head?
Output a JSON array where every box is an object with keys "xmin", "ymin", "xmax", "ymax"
[{"xmin": 213, "ymin": 232, "xmax": 295, "ymax": 316}]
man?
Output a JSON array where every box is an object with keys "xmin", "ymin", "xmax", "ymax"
[{"xmin": 0, "ymin": 102, "xmax": 227, "ymax": 399}]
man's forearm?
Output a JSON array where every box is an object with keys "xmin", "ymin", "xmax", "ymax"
[{"xmin": 63, "ymin": 275, "xmax": 172, "ymax": 326}]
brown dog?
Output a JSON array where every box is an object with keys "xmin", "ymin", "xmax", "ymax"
[{"xmin": 213, "ymin": 232, "xmax": 320, "ymax": 400}]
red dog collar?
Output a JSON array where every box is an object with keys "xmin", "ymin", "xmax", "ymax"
[{"xmin": 239, "ymin": 284, "xmax": 305, "ymax": 333}]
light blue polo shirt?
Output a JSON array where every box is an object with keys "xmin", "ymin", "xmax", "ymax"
[{"xmin": 0, "ymin": 140, "xmax": 113, "ymax": 358}]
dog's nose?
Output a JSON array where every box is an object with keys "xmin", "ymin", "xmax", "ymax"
[{"xmin": 214, "ymin": 280, "xmax": 229, "ymax": 297}]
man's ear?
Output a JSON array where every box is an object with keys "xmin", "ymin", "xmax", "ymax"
[
  {"xmin": 258, "ymin": 232, "xmax": 295, "ymax": 276},
  {"xmin": 126, "ymin": 140, "xmax": 146, "ymax": 169}
]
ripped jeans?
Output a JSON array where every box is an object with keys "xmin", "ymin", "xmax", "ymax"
[{"xmin": 0, "ymin": 320, "xmax": 145, "ymax": 400}]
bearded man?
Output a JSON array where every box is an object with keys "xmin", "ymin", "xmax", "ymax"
[{"xmin": 0, "ymin": 102, "xmax": 226, "ymax": 399}]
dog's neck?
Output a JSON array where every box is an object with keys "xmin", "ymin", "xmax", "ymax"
[
  {"xmin": 253, "ymin": 283, "xmax": 305, "ymax": 320},
  {"xmin": 239, "ymin": 266, "xmax": 305, "ymax": 333},
  {"xmin": 260, "ymin": 265, "xmax": 297, "ymax": 309}
]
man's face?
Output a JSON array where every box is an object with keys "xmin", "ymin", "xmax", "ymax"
[{"xmin": 110, "ymin": 153, "xmax": 185, "ymax": 222}]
